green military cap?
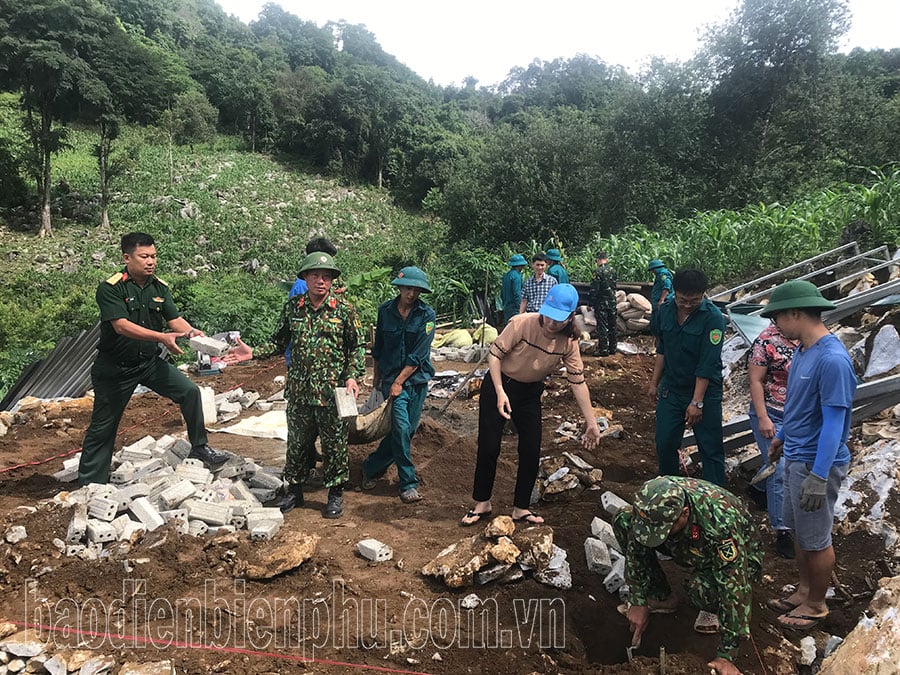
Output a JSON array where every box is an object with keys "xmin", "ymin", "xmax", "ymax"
[
  {"xmin": 391, "ymin": 266, "xmax": 432, "ymax": 293},
  {"xmin": 647, "ymin": 258, "xmax": 666, "ymax": 271},
  {"xmin": 546, "ymin": 248, "xmax": 563, "ymax": 262},
  {"xmin": 299, "ymin": 252, "xmax": 340, "ymax": 277},
  {"xmin": 760, "ymin": 279, "xmax": 835, "ymax": 317},
  {"xmin": 632, "ymin": 476, "xmax": 686, "ymax": 548},
  {"xmin": 508, "ymin": 254, "xmax": 528, "ymax": 267}
]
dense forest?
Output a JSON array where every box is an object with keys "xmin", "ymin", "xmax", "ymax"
[{"xmin": 1, "ymin": 0, "xmax": 898, "ymax": 246}]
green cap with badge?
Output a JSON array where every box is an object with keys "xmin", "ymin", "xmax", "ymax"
[
  {"xmin": 298, "ymin": 252, "xmax": 341, "ymax": 277},
  {"xmin": 391, "ymin": 266, "xmax": 432, "ymax": 293},
  {"xmin": 631, "ymin": 476, "xmax": 686, "ymax": 548},
  {"xmin": 760, "ymin": 279, "xmax": 835, "ymax": 317}
]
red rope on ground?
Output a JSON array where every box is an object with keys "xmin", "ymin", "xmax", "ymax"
[
  {"xmin": 9, "ymin": 620, "xmax": 432, "ymax": 675},
  {"xmin": 0, "ymin": 359, "xmax": 284, "ymax": 476},
  {"xmin": 748, "ymin": 633, "xmax": 769, "ymax": 675}
]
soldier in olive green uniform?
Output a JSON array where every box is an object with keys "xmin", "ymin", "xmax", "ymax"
[
  {"xmin": 648, "ymin": 269, "xmax": 726, "ymax": 486},
  {"xmin": 614, "ymin": 476, "xmax": 762, "ymax": 675},
  {"xmin": 79, "ymin": 232, "xmax": 227, "ymax": 486},
  {"xmin": 589, "ymin": 250, "xmax": 617, "ymax": 356},
  {"xmin": 272, "ymin": 252, "xmax": 365, "ymax": 518}
]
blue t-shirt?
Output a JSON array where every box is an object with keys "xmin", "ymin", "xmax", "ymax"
[
  {"xmin": 781, "ymin": 334, "xmax": 856, "ymax": 470},
  {"xmin": 284, "ymin": 278, "xmax": 308, "ymax": 366}
]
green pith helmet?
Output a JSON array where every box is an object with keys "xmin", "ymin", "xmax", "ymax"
[
  {"xmin": 391, "ymin": 266, "xmax": 432, "ymax": 293},
  {"xmin": 647, "ymin": 258, "xmax": 666, "ymax": 271},
  {"xmin": 632, "ymin": 476, "xmax": 686, "ymax": 548},
  {"xmin": 298, "ymin": 252, "xmax": 340, "ymax": 277},
  {"xmin": 760, "ymin": 279, "xmax": 836, "ymax": 317},
  {"xmin": 546, "ymin": 248, "xmax": 563, "ymax": 262}
]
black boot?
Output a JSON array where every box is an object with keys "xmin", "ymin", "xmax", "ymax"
[
  {"xmin": 775, "ymin": 531, "xmax": 796, "ymax": 559},
  {"xmin": 278, "ymin": 483, "xmax": 304, "ymax": 513},
  {"xmin": 323, "ymin": 487, "xmax": 343, "ymax": 519},
  {"xmin": 187, "ymin": 444, "xmax": 228, "ymax": 469}
]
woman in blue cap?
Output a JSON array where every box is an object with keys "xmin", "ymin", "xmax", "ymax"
[
  {"xmin": 501, "ymin": 254, "xmax": 527, "ymax": 325},
  {"xmin": 460, "ymin": 284, "xmax": 601, "ymax": 526},
  {"xmin": 361, "ymin": 267, "xmax": 436, "ymax": 504}
]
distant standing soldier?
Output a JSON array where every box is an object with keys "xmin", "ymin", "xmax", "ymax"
[
  {"xmin": 590, "ymin": 250, "xmax": 617, "ymax": 356},
  {"xmin": 501, "ymin": 254, "xmax": 527, "ymax": 324},
  {"xmin": 361, "ymin": 267, "xmax": 436, "ymax": 503},
  {"xmin": 615, "ymin": 476, "xmax": 762, "ymax": 675},
  {"xmin": 520, "ymin": 252, "xmax": 557, "ymax": 314},
  {"xmin": 648, "ymin": 258, "xmax": 674, "ymax": 333},
  {"xmin": 273, "ymin": 252, "xmax": 365, "ymax": 518},
  {"xmin": 546, "ymin": 248, "xmax": 569, "ymax": 284},
  {"xmin": 79, "ymin": 232, "xmax": 228, "ymax": 486}
]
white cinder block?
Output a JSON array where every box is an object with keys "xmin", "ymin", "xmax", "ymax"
[
  {"xmin": 67, "ymin": 503, "xmax": 88, "ymax": 543},
  {"xmin": 159, "ymin": 480, "xmax": 197, "ymax": 509},
  {"xmin": 114, "ymin": 483, "xmax": 151, "ymax": 511},
  {"xmin": 229, "ymin": 480, "xmax": 257, "ymax": 502},
  {"xmin": 189, "ymin": 335, "xmax": 230, "ymax": 357},
  {"xmin": 590, "ymin": 516, "xmax": 622, "ymax": 553},
  {"xmin": 88, "ymin": 496, "xmax": 119, "ymax": 522},
  {"xmin": 86, "ymin": 519, "xmax": 117, "ymax": 543},
  {"xmin": 357, "ymin": 539, "xmax": 393, "ymax": 562},
  {"xmin": 248, "ymin": 471, "xmax": 282, "ymax": 490},
  {"xmin": 187, "ymin": 520, "xmax": 209, "ymax": 536},
  {"xmin": 200, "ymin": 386, "xmax": 217, "ymax": 427},
  {"xmin": 175, "ymin": 463, "xmax": 213, "ymax": 485},
  {"xmin": 129, "ymin": 497, "xmax": 165, "ymax": 531},
  {"xmin": 601, "ymin": 491, "xmax": 630, "ymax": 516},
  {"xmin": 184, "ymin": 500, "xmax": 233, "ymax": 526},
  {"xmin": 603, "ymin": 557, "xmax": 626, "ymax": 594},
  {"xmin": 110, "ymin": 461, "xmax": 136, "ymax": 485},
  {"xmin": 584, "ymin": 537, "xmax": 612, "ymax": 576},
  {"xmin": 250, "ymin": 520, "xmax": 281, "ymax": 541}
]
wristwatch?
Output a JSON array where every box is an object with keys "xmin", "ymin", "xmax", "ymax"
[{"xmin": 690, "ymin": 400, "xmax": 704, "ymax": 409}]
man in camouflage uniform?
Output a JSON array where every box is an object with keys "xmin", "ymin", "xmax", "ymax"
[
  {"xmin": 614, "ymin": 476, "xmax": 762, "ymax": 675},
  {"xmin": 272, "ymin": 252, "xmax": 365, "ymax": 518},
  {"xmin": 589, "ymin": 250, "xmax": 617, "ymax": 356}
]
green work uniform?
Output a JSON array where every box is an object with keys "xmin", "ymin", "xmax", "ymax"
[
  {"xmin": 613, "ymin": 477, "xmax": 763, "ymax": 661},
  {"xmin": 649, "ymin": 267, "xmax": 674, "ymax": 336},
  {"xmin": 79, "ymin": 270, "xmax": 207, "ymax": 485},
  {"xmin": 651, "ymin": 298, "xmax": 726, "ymax": 485},
  {"xmin": 547, "ymin": 262, "xmax": 569, "ymax": 284},
  {"xmin": 590, "ymin": 262, "xmax": 617, "ymax": 354},
  {"xmin": 501, "ymin": 269, "xmax": 523, "ymax": 323},
  {"xmin": 273, "ymin": 291, "xmax": 365, "ymax": 488},
  {"xmin": 363, "ymin": 296, "xmax": 436, "ymax": 491}
]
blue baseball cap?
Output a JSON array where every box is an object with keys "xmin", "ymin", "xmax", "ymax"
[
  {"xmin": 539, "ymin": 283, "xmax": 579, "ymax": 322},
  {"xmin": 508, "ymin": 254, "xmax": 527, "ymax": 267}
]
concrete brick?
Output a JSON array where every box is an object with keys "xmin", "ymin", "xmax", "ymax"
[
  {"xmin": 190, "ymin": 335, "xmax": 229, "ymax": 356},
  {"xmin": 154, "ymin": 435, "xmax": 178, "ymax": 453},
  {"xmin": 171, "ymin": 438, "xmax": 192, "ymax": 459},
  {"xmin": 120, "ymin": 520, "xmax": 146, "ymax": 541},
  {"xmin": 123, "ymin": 435, "xmax": 157, "ymax": 453},
  {"xmin": 255, "ymin": 401, "xmax": 274, "ymax": 412},
  {"xmin": 129, "ymin": 497, "xmax": 165, "ymax": 531},
  {"xmin": 245, "ymin": 508, "xmax": 284, "ymax": 530},
  {"xmin": 208, "ymin": 525, "xmax": 236, "ymax": 536},
  {"xmin": 187, "ymin": 520, "xmax": 209, "ymax": 536},
  {"xmin": 85, "ymin": 483, "xmax": 117, "ymax": 500},
  {"xmin": 86, "ymin": 519, "xmax": 117, "ymax": 543},
  {"xmin": 603, "ymin": 557, "xmax": 626, "ymax": 594},
  {"xmin": 67, "ymin": 503, "xmax": 88, "ymax": 543},
  {"xmin": 110, "ymin": 514, "xmax": 132, "ymax": 538},
  {"xmin": 229, "ymin": 480, "xmax": 257, "ymax": 502},
  {"xmin": 357, "ymin": 538, "xmax": 393, "ymax": 562},
  {"xmin": 114, "ymin": 483, "xmax": 151, "ymax": 511},
  {"xmin": 63, "ymin": 455, "xmax": 81, "ymax": 471},
  {"xmin": 162, "ymin": 449, "xmax": 185, "ymax": 468},
  {"xmin": 584, "ymin": 537, "xmax": 613, "ymax": 575},
  {"xmin": 228, "ymin": 500, "xmax": 255, "ymax": 516},
  {"xmin": 590, "ymin": 516, "xmax": 622, "ymax": 553},
  {"xmin": 184, "ymin": 500, "xmax": 233, "ymax": 526},
  {"xmin": 249, "ymin": 488, "xmax": 277, "ymax": 504},
  {"xmin": 159, "ymin": 480, "xmax": 197, "ymax": 509},
  {"xmin": 250, "ymin": 520, "xmax": 281, "ymax": 541},
  {"xmin": 175, "ymin": 463, "xmax": 213, "ymax": 485},
  {"xmin": 271, "ymin": 400, "xmax": 287, "ymax": 411},
  {"xmin": 228, "ymin": 515, "xmax": 247, "ymax": 529},
  {"xmin": 52, "ymin": 467, "xmax": 78, "ymax": 483},
  {"xmin": 248, "ymin": 471, "xmax": 282, "ymax": 490},
  {"xmin": 88, "ymin": 496, "xmax": 119, "ymax": 522},
  {"xmin": 109, "ymin": 462, "xmax": 136, "ymax": 485},
  {"xmin": 215, "ymin": 460, "xmax": 246, "ymax": 479},
  {"xmin": 601, "ymin": 491, "xmax": 630, "ymax": 516},
  {"xmin": 66, "ymin": 544, "xmax": 86, "ymax": 557},
  {"xmin": 159, "ymin": 508, "xmax": 188, "ymax": 523},
  {"xmin": 238, "ymin": 391, "xmax": 260, "ymax": 408},
  {"xmin": 134, "ymin": 458, "xmax": 171, "ymax": 481},
  {"xmin": 148, "ymin": 475, "xmax": 179, "ymax": 501}
]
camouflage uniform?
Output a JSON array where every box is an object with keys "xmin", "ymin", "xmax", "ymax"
[
  {"xmin": 613, "ymin": 476, "xmax": 762, "ymax": 662},
  {"xmin": 273, "ymin": 291, "xmax": 365, "ymax": 488},
  {"xmin": 590, "ymin": 262, "xmax": 617, "ymax": 355}
]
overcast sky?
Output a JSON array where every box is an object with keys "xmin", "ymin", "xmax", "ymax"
[{"xmin": 216, "ymin": 0, "xmax": 900, "ymax": 87}]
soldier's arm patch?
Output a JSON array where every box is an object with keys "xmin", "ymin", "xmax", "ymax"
[
  {"xmin": 425, "ymin": 321, "xmax": 435, "ymax": 334},
  {"xmin": 709, "ymin": 329, "xmax": 723, "ymax": 345},
  {"xmin": 104, "ymin": 272, "xmax": 124, "ymax": 285},
  {"xmin": 717, "ymin": 538, "xmax": 738, "ymax": 563}
]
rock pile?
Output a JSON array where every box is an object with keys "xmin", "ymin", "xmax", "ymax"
[{"xmin": 615, "ymin": 291, "xmax": 652, "ymax": 335}]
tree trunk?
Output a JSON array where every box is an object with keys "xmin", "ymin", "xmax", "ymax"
[
  {"xmin": 39, "ymin": 107, "xmax": 53, "ymax": 238},
  {"xmin": 98, "ymin": 119, "xmax": 111, "ymax": 229},
  {"xmin": 376, "ymin": 155, "xmax": 383, "ymax": 189},
  {"xmin": 167, "ymin": 134, "xmax": 174, "ymax": 184},
  {"xmin": 250, "ymin": 114, "xmax": 256, "ymax": 153}
]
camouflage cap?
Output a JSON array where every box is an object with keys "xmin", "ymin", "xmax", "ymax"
[{"xmin": 631, "ymin": 476, "xmax": 686, "ymax": 548}]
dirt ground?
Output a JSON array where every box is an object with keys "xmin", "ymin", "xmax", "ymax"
[{"xmin": 0, "ymin": 351, "xmax": 887, "ymax": 674}]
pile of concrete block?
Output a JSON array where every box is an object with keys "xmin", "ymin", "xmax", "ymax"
[
  {"xmin": 208, "ymin": 386, "xmax": 282, "ymax": 423},
  {"xmin": 431, "ymin": 344, "xmax": 490, "ymax": 363},
  {"xmin": 615, "ymin": 291, "xmax": 652, "ymax": 334},
  {"xmin": 584, "ymin": 491, "xmax": 630, "ymax": 601},
  {"xmin": 54, "ymin": 434, "xmax": 286, "ymax": 559}
]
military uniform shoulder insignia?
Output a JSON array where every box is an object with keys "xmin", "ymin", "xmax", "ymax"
[
  {"xmin": 154, "ymin": 275, "xmax": 169, "ymax": 287},
  {"xmin": 105, "ymin": 272, "xmax": 124, "ymax": 285},
  {"xmin": 717, "ymin": 538, "xmax": 738, "ymax": 563}
]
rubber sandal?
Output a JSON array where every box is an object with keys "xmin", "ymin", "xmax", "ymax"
[
  {"xmin": 361, "ymin": 476, "xmax": 378, "ymax": 490},
  {"xmin": 512, "ymin": 511, "xmax": 544, "ymax": 525},
  {"xmin": 616, "ymin": 602, "xmax": 678, "ymax": 617},
  {"xmin": 459, "ymin": 509, "xmax": 492, "ymax": 527},
  {"xmin": 766, "ymin": 597, "xmax": 800, "ymax": 614},
  {"xmin": 776, "ymin": 611, "xmax": 828, "ymax": 631},
  {"xmin": 694, "ymin": 610, "xmax": 719, "ymax": 634}
]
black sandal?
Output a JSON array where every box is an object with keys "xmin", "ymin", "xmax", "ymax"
[
  {"xmin": 512, "ymin": 511, "xmax": 544, "ymax": 524},
  {"xmin": 459, "ymin": 509, "xmax": 492, "ymax": 527}
]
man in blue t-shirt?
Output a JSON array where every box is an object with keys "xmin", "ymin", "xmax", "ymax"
[{"xmin": 762, "ymin": 280, "xmax": 856, "ymax": 633}]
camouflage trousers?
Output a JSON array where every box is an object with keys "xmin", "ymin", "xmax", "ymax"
[
  {"xmin": 594, "ymin": 303, "xmax": 617, "ymax": 354},
  {"xmin": 285, "ymin": 400, "xmax": 349, "ymax": 488}
]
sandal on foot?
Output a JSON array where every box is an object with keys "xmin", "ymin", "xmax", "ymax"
[
  {"xmin": 694, "ymin": 610, "xmax": 719, "ymax": 634},
  {"xmin": 361, "ymin": 476, "xmax": 378, "ymax": 490},
  {"xmin": 776, "ymin": 611, "xmax": 827, "ymax": 631},
  {"xmin": 512, "ymin": 511, "xmax": 544, "ymax": 525},
  {"xmin": 459, "ymin": 509, "xmax": 492, "ymax": 527},
  {"xmin": 766, "ymin": 597, "xmax": 800, "ymax": 613},
  {"xmin": 616, "ymin": 602, "xmax": 678, "ymax": 617}
]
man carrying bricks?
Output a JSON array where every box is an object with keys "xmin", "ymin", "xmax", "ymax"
[
  {"xmin": 614, "ymin": 476, "xmax": 762, "ymax": 675},
  {"xmin": 272, "ymin": 252, "xmax": 365, "ymax": 518},
  {"xmin": 79, "ymin": 232, "xmax": 227, "ymax": 486}
]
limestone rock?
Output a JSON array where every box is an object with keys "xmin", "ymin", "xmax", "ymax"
[
  {"xmin": 483, "ymin": 516, "xmax": 515, "ymax": 538},
  {"xmin": 235, "ymin": 531, "xmax": 319, "ymax": 580},
  {"xmin": 864, "ymin": 325, "xmax": 900, "ymax": 380},
  {"xmin": 80, "ymin": 655, "xmax": 117, "ymax": 675},
  {"xmin": 511, "ymin": 525, "xmax": 554, "ymax": 571},
  {"xmin": 0, "ymin": 629, "xmax": 46, "ymax": 657},
  {"xmin": 490, "ymin": 537, "xmax": 521, "ymax": 564},
  {"xmin": 421, "ymin": 535, "xmax": 493, "ymax": 588},
  {"xmin": 118, "ymin": 661, "xmax": 176, "ymax": 674}
]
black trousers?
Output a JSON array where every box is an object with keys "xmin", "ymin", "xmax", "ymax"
[{"xmin": 472, "ymin": 372, "xmax": 544, "ymax": 509}]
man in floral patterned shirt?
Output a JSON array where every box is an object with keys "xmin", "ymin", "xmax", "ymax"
[{"xmin": 272, "ymin": 252, "xmax": 365, "ymax": 518}]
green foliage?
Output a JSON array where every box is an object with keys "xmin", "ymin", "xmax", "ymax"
[{"xmin": 171, "ymin": 90, "xmax": 217, "ymax": 147}]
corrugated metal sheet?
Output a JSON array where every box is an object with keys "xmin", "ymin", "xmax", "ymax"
[{"xmin": 0, "ymin": 322, "xmax": 100, "ymax": 411}]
